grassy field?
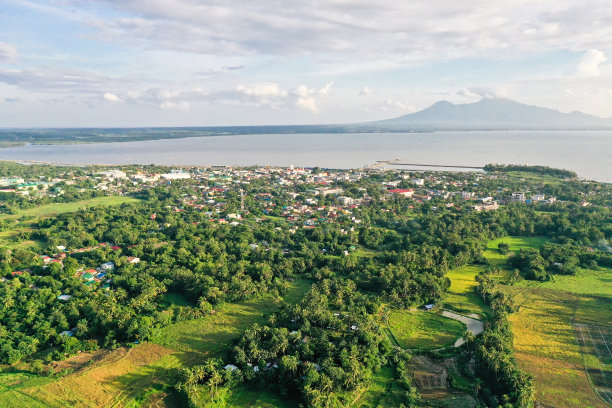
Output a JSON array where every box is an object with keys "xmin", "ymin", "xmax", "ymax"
[
  {"xmin": 444, "ymin": 265, "xmax": 490, "ymax": 316},
  {"xmin": 516, "ymin": 266, "xmax": 612, "ymax": 298},
  {"xmin": 0, "ymin": 196, "xmax": 141, "ymax": 221},
  {"xmin": 0, "ymin": 196, "xmax": 140, "ymax": 250},
  {"xmin": 443, "ymin": 236, "xmax": 549, "ymax": 316},
  {"xmin": 0, "ymin": 279, "xmax": 312, "ymax": 408},
  {"xmin": 224, "ymin": 385, "xmax": 298, "ymax": 408},
  {"xmin": 387, "ymin": 310, "xmax": 465, "ymax": 350}
]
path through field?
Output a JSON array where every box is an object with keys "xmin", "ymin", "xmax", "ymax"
[{"xmin": 441, "ymin": 311, "xmax": 483, "ymax": 347}]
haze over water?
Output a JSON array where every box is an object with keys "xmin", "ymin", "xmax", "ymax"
[{"xmin": 0, "ymin": 130, "xmax": 610, "ymax": 182}]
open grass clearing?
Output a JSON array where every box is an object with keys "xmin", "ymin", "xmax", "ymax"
[
  {"xmin": 387, "ymin": 310, "xmax": 466, "ymax": 350},
  {"xmin": 444, "ymin": 265, "xmax": 490, "ymax": 317},
  {"xmin": 224, "ymin": 385, "xmax": 298, "ymax": 408},
  {"xmin": 0, "ymin": 196, "xmax": 141, "ymax": 221},
  {"xmin": 516, "ymin": 266, "xmax": 612, "ymax": 298}
]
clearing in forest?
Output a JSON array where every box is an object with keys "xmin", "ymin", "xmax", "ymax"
[{"xmin": 387, "ymin": 310, "xmax": 466, "ymax": 350}]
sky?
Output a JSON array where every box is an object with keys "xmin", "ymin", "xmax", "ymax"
[{"xmin": 1, "ymin": 0, "xmax": 612, "ymax": 127}]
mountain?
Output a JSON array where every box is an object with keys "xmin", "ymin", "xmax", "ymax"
[{"xmin": 376, "ymin": 98, "xmax": 612, "ymax": 130}]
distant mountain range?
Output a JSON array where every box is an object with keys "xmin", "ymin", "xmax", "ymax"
[{"xmin": 375, "ymin": 98, "xmax": 612, "ymax": 130}]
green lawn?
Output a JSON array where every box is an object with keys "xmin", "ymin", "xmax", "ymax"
[{"xmin": 387, "ymin": 310, "xmax": 466, "ymax": 350}]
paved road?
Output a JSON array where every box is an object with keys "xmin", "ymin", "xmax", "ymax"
[{"xmin": 441, "ymin": 310, "xmax": 484, "ymax": 347}]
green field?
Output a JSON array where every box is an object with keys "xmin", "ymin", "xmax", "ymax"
[
  {"xmin": 443, "ymin": 236, "xmax": 549, "ymax": 316},
  {"xmin": 0, "ymin": 279, "xmax": 312, "ymax": 408},
  {"xmin": 444, "ymin": 265, "xmax": 490, "ymax": 316},
  {"xmin": 0, "ymin": 196, "xmax": 140, "ymax": 249},
  {"xmin": 516, "ymin": 266, "xmax": 612, "ymax": 298},
  {"xmin": 224, "ymin": 385, "xmax": 298, "ymax": 408},
  {"xmin": 0, "ymin": 196, "xmax": 141, "ymax": 221},
  {"xmin": 484, "ymin": 236, "xmax": 549, "ymax": 267},
  {"xmin": 387, "ymin": 310, "xmax": 465, "ymax": 350}
]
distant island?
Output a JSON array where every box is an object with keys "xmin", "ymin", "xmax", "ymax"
[{"xmin": 1, "ymin": 98, "xmax": 611, "ymax": 148}]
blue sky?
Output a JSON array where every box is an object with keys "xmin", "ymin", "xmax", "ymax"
[{"xmin": 1, "ymin": 0, "xmax": 612, "ymax": 127}]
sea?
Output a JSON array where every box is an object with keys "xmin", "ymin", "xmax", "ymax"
[{"xmin": 0, "ymin": 130, "xmax": 610, "ymax": 182}]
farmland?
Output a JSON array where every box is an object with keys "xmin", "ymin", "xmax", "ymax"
[
  {"xmin": 0, "ymin": 279, "xmax": 312, "ymax": 408},
  {"xmin": 441, "ymin": 235, "xmax": 612, "ymax": 407}
]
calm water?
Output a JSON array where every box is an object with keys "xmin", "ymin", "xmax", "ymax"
[{"xmin": 0, "ymin": 131, "xmax": 610, "ymax": 182}]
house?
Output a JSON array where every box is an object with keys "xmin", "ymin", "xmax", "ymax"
[
  {"xmin": 337, "ymin": 196, "xmax": 355, "ymax": 206},
  {"xmin": 474, "ymin": 201, "xmax": 499, "ymax": 212},
  {"xmin": 126, "ymin": 257, "xmax": 140, "ymax": 264},
  {"xmin": 531, "ymin": 193, "xmax": 545, "ymax": 202},
  {"xmin": 424, "ymin": 304, "xmax": 435, "ymax": 311},
  {"xmin": 511, "ymin": 192, "xmax": 526, "ymax": 202},
  {"xmin": 57, "ymin": 294, "xmax": 72, "ymax": 301},
  {"xmin": 387, "ymin": 189, "xmax": 414, "ymax": 197},
  {"xmin": 99, "ymin": 262, "xmax": 115, "ymax": 272}
]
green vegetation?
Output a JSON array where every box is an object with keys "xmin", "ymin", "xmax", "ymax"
[
  {"xmin": 0, "ymin": 162, "xmax": 610, "ymax": 407},
  {"xmin": 387, "ymin": 310, "xmax": 466, "ymax": 350},
  {"xmin": 484, "ymin": 163, "xmax": 577, "ymax": 178},
  {"xmin": 444, "ymin": 265, "xmax": 490, "ymax": 316},
  {"xmin": 0, "ymin": 196, "xmax": 140, "ymax": 221}
]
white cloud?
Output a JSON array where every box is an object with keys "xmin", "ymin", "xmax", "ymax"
[
  {"xmin": 577, "ymin": 49, "xmax": 607, "ymax": 77},
  {"xmin": 160, "ymin": 100, "xmax": 190, "ymax": 110},
  {"xmin": 460, "ymin": 87, "xmax": 509, "ymax": 99},
  {"xmin": 236, "ymin": 82, "xmax": 288, "ymax": 98},
  {"xmin": 318, "ymin": 81, "xmax": 334, "ymax": 96},
  {"xmin": 378, "ymin": 99, "xmax": 410, "ymax": 111},
  {"xmin": 0, "ymin": 42, "xmax": 17, "ymax": 63},
  {"xmin": 359, "ymin": 86, "xmax": 373, "ymax": 96},
  {"xmin": 69, "ymin": 0, "xmax": 612, "ymax": 67},
  {"xmin": 295, "ymin": 96, "xmax": 318, "ymax": 112},
  {"xmin": 103, "ymin": 92, "xmax": 122, "ymax": 102}
]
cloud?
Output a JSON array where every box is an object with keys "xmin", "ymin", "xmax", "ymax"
[
  {"xmin": 458, "ymin": 87, "xmax": 509, "ymax": 99},
  {"xmin": 577, "ymin": 49, "xmax": 607, "ymax": 77},
  {"xmin": 378, "ymin": 99, "xmax": 411, "ymax": 111},
  {"xmin": 160, "ymin": 100, "xmax": 190, "ymax": 110},
  {"xmin": 359, "ymin": 86, "xmax": 373, "ymax": 96},
  {"xmin": 318, "ymin": 81, "xmax": 334, "ymax": 96},
  {"xmin": 295, "ymin": 96, "xmax": 318, "ymax": 112},
  {"xmin": 237, "ymin": 82, "xmax": 288, "ymax": 98},
  {"xmin": 103, "ymin": 92, "xmax": 122, "ymax": 102},
  {"xmin": 222, "ymin": 65, "xmax": 245, "ymax": 71},
  {"xmin": 0, "ymin": 42, "xmax": 17, "ymax": 63},
  {"xmin": 66, "ymin": 0, "xmax": 612, "ymax": 67}
]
